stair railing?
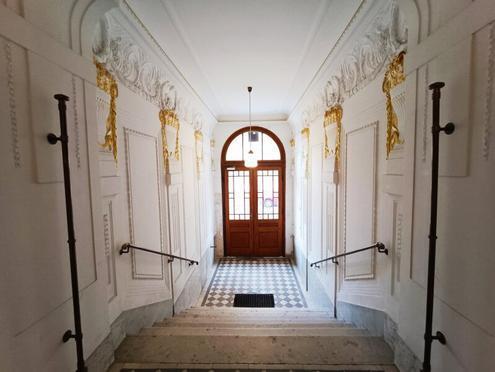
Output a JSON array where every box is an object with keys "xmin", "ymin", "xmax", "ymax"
[
  {"xmin": 47, "ymin": 94, "xmax": 87, "ymax": 372},
  {"xmin": 120, "ymin": 243, "xmax": 199, "ymax": 316},
  {"xmin": 421, "ymin": 82, "xmax": 454, "ymax": 372},
  {"xmin": 310, "ymin": 242, "xmax": 388, "ymax": 317}
]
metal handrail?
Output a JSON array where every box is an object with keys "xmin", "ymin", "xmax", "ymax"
[
  {"xmin": 120, "ymin": 243, "xmax": 199, "ymax": 266},
  {"xmin": 310, "ymin": 242, "xmax": 388, "ymax": 268}
]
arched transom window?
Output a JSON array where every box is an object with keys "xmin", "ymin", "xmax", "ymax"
[{"xmin": 225, "ymin": 130, "xmax": 282, "ymax": 161}]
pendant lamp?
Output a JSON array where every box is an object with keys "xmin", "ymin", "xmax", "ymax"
[{"xmin": 244, "ymin": 86, "xmax": 258, "ymax": 168}]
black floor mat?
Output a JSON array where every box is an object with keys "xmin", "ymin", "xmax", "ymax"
[{"xmin": 233, "ymin": 293, "xmax": 275, "ymax": 307}]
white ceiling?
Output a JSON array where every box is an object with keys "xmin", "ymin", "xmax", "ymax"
[{"xmin": 126, "ymin": 0, "xmax": 362, "ymax": 122}]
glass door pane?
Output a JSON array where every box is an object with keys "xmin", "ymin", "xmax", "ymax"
[
  {"xmin": 257, "ymin": 169, "xmax": 279, "ymax": 220},
  {"xmin": 227, "ymin": 170, "xmax": 250, "ymax": 220}
]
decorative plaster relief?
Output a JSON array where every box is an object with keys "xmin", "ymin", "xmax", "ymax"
[
  {"xmin": 92, "ymin": 13, "xmax": 204, "ymax": 130},
  {"xmin": 303, "ymin": 0, "xmax": 407, "ymax": 123},
  {"xmin": 124, "ymin": 127, "xmax": 164, "ymax": 280},
  {"xmin": 103, "ymin": 199, "xmax": 117, "ymax": 301},
  {"xmin": 422, "ymin": 65, "xmax": 429, "ymax": 162},
  {"xmin": 71, "ymin": 76, "xmax": 82, "ymax": 168},
  {"xmin": 343, "ymin": 122, "xmax": 378, "ymax": 280},
  {"xmin": 28, "ymin": 51, "xmax": 73, "ymax": 183},
  {"xmin": 483, "ymin": 22, "xmax": 495, "ymax": 160},
  {"xmin": 3, "ymin": 38, "xmax": 20, "ymax": 168}
]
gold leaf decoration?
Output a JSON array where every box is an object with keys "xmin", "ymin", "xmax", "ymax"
[
  {"xmin": 95, "ymin": 60, "xmax": 118, "ymax": 162},
  {"xmin": 194, "ymin": 130, "xmax": 203, "ymax": 173},
  {"xmin": 159, "ymin": 109, "xmax": 180, "ymax": 169},
  {"xmin": 300, "ymin": 127, "xmax": 310, "ymax": 178},
  {"xmin": 382, "ymin": 51, "xmax": 406, "ymax": 158},
  {"xmin": 323, "ymin": 104, "xmax": 343, "ymax": 183}
]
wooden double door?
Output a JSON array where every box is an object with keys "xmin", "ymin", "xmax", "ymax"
[{"xmin": 223, "ymin": 163, "xmax": 285, "ymax": 257}]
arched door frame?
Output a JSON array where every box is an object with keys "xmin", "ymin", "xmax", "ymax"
[{"xmin": 221, "ymin": 126, "xmax": 286, "ymax": 257}]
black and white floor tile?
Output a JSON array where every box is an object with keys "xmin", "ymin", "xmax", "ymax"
[{"xmin": 201, "ymin": 257, "xmax": 307, "ymax": 308}]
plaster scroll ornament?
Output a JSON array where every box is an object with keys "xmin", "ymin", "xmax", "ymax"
[
  {"xmin": 302, "ymin": 0, "xmax": 407, "ymax": 124},
  {"xmin": 323, "ymin": 105, "xmax": 343, "ymax": 184},
  {"xmin": 382, "ymin": 51, "xmax": 406, "ymax": 157},
  {"xmin": 92, "ymin": 13, "xmax": 195, "ymax": 132}
]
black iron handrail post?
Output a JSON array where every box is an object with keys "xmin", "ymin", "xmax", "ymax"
[
  {"xmin": 422, "ymin": 82, "xmax": 454, "ymax": 372},
  {"xmin": 47, "ymin": 94, "xmax": 87, "ymax": 372},
  {"xmin": 310, "ymin": 242, "xmax": 388, "ymax": 268}
]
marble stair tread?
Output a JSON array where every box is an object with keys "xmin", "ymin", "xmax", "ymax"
[
  {"xmin": 175, "ymin": 312, "xmax": 334, "ymax": 320},
  {"xmin": 115, "ymin": 335, "xmax": 394, "ymax": 365},
  {"xmin": 109, "ymin": 362, "xmax": 399, "ymax": 372},
  {"xmin": 185, "ymin": 308, "xmax": 332, "ymax": 314},
  {"xmin": 158, "ymin": 317, "xmax": 346, "ymax": 324},
  {"xmin": 140, "ymin": 326, "xmax": 370, "ymax": 337},
  {"xmin": 153, "ymin": 321, "xmax": 355, "ymax": 328}
]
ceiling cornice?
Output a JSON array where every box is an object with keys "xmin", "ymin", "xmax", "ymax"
[
  {"xmin": 287, "ymin": 0, "xmax": 368, "ymax": 119},
  {"xmin": 120, "ymin": 0, "xmax": 219, "ymax": 121}
]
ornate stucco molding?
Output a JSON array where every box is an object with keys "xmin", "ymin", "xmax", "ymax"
[
  {"xmin": 302, "ymin": 0, "xmax": 407, "ymax": 123},
  {"xmin": 483, "ymin": 21, "xmax": 495, "ymax": 160},
  {"xmin": 92, "ymin": 13, "xmax": 205, "ymax": 133},
  {"xmin": 4, "ymin": 39, "xmax": 21, "ymax": 168}
]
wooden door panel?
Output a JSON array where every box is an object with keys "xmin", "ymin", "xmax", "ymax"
[{"xmin": 253, "ymin": 166, "xmax": 283, "ymax": 256}]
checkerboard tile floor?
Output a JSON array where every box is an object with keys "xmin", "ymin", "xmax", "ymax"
[{"xmin": 201, "ymin": 257, "xmax": 307, "ymax": 308}]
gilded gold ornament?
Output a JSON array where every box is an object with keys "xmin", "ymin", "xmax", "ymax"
[
  {"xmin": 95, "ymin": 60, "xmax": 118, "ymax": 162},
  {"xmin": 382, "ymin": 51, "xmax": 406, "ymax": 158},
  {"xmin": 159, "ymin": 109, "xmax": 181, "ymax": 170},
  {"xmin": 323, "ymin": 104, "xmax": 343, "ymax": 184},
  {"xmin": 194, "ymin": 130, "xmax": 203, "ymax": 173}
]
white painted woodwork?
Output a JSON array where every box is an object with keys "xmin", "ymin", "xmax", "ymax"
[{"xmin": 343, "ymin": 123, "xmax": 377, "ymax": 280}]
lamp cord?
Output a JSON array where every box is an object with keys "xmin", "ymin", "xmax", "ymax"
[{"xmin": 249, "ymin": 87, "xmax": 252, "ymax": 151}]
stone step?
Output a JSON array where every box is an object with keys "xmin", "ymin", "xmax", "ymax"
[
  {"xmin": 141, "ymin": 326, "xmax": 369, "ymax": 337},
  {"xmin": 173, "ymin": 313, "xmax": 336, "ymax": 322},
  {"xmin": 109, "ymin": 362, "xmax": 399, "ymax": 372},
  {"xmin": 153, "ymin": 320, "xmax": 354, "ymax": 328},
  {"xmin": 184, "ymin": 307, "xmax": 332, "ymax": 314},
  {"xmin": 180, "ymin": 308, "xmax": 332, "ymax": 315},
  {"xmin": 160, "ymin": 316, "xmax": 344, "ymax": 324},
  {"xmin": 114, "ymin": 335, "xmax": 394, "ymax": 365}
]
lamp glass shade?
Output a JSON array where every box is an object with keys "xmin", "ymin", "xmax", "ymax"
[{"xmin": 244, "ymin": 149, "xmax": 258, "ymax": 168}]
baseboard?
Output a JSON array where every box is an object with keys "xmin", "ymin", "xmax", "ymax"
[
  {"xmin": 86, "ymin": 298, "xmax": 173, "ymax": 372},
  {"xmin": 86, "ymin": 249, "xmax": 215, "ymax": 372},
  {"xmin": 337, "ymin": 301, "xmax": 422, "ymax": 372},
  {"xmin": 289, "ymin": 255, "xmax": 333, "ymax": 309}
]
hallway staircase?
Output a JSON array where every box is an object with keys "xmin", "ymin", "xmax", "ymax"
[{"xmin": 109, "ymin": 307, "xmax": 397, "ymax": 371}]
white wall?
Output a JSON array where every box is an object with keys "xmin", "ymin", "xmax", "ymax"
[
  {"xmin": 0, "ymin": 1, "xmax": 216, "ymax": 371},
  {"xmin": 212, "ymin": 122, "xmax": 293, "ymax": 257},
  {"xmin": 289, "ymin": 0, "xmax": 495, "ymax": 370}
]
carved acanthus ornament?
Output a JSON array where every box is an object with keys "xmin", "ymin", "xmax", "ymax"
[
  {"xmin": 159, "ymin": 109, "xmax": 180, "ymax": 170},
  {"xmin": 382, "ymin": 51, "xmax": 405, "ymax": 157},
  {"xmin": 92, "ymin": 14, "xmax": 208, "ymax": 162},
  {"xmin": 95, "ymin": 60, "xmax": 118, "ymax": 162},
  {"xmin": 301, "ymin": 1, "xmax": 407, "ymax": 142},
  {"xmin": 323, "ymin": 105, "xmax": 343, "ymax": 184}
]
